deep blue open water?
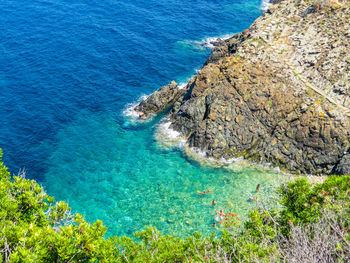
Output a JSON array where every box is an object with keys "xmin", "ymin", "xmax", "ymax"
[{"xmin": 0, "ymin": 0, "xmax": 285, "ymax": 237}]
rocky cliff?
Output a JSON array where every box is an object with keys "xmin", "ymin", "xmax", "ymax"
[{"xmin": 135, "ymin": 0, "xmax": 350, "ymax": 175}]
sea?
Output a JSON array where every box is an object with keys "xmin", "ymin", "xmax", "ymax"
[{"xmin": 0, "ymin": 0, "xmax": 286, "ymax": 237}]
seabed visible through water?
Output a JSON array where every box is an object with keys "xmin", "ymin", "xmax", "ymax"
[
  {"xmin": 0, "ymin": 0, "xmax": 288, "ymax": 237},
  {"xmin": 41, "ymin": 110, "xmax": 291, "ymax": 237}
]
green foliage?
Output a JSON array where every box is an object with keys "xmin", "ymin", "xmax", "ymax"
[
  {"xmin": 278, "ymin": 176, "xmax": 350, "ymax": 227},
  {"xmin": 0, "ymin": 150, "xmax": 119, "ymax": 262},
  {"xmin": 0, "ymin": 148, "xmax": 349, "ymax": 262}
]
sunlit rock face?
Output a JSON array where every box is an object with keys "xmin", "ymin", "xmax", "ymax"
[{"xmin": 138, "ymin": 0, "xmax": 350, "ymax": 175}]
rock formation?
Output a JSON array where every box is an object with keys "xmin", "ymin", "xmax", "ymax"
[
  {"xmin": 135, "ymin": 0, "xmax": 350, "ymax": 175},
  {"xmin": 134, "ymin": 80, "xmax": 184, "ymax": 119},
  {"xmin": 334, "ymin": 153, "xmax": 350, "ymax": 175}
]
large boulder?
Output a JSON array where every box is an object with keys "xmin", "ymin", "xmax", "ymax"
[{"xmin": 134, "ymin": 81, "xmax": 185, "ymax": 119}]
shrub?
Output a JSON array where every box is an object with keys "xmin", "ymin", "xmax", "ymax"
[{"xmin": 0, "ymin": 148, "xmax": 349, "ymax": 262}]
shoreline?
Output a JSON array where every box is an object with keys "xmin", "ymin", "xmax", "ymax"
[
  {"xmin": 124, "ymin": 0, "xmax": 349, "ymax": 176},
  {"xmin": 122, "ymin": 0, "xmax": 271, "ymax": 121},
  {"xmin": 154, "ymin": 115, "xmax": 326, "ymax": 185},
  {"xmin": 123, "ymin": 0, "xmax": 276, "ymax": 168}
]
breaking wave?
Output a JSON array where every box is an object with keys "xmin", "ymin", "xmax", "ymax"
[
  {"xmin": 260, "ymin": 0, "xmax": 272, "ymax": 11},
  {"xmin": 122, "ymin": 94, "xmax": 152, "ymax": 123}
]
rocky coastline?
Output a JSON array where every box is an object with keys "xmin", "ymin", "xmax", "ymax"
[{"xmin": 133, "ymin": 0, "xmax": 350, "ymax": 175}]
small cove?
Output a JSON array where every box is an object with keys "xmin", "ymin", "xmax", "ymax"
[
  {"xmin": 0, "ymin": 0, "xmax": 290, "ymax": 237},
  {"xmin": 41, "ymin": 110, "xmax": 289, "ymax": 237}
]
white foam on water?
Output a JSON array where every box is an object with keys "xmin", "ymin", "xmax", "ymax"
[
  {"xmin": 154, "ymin": 121, "xmax": 289, "ymax": 175},
  {"xmin": 176, "ymin": 34, "xmax": 233, "ymax": 53},
  {"xmin": 183, "ymin": 145, "xmax": 288, "ymax": 175},
  {"xmin": 219, "ymin": 157, "xmax": 244, "ymax": 165},
  {"xmin": 177, "ymin": 73, "xmax": 197, "ymax": 90},
  {"xmin": 187, "ymin": 147, "xmax": 207, "ymax": 158},
  {"xmin": 159, "ymin": 122, "xmax": 180, "ymax": 140},
  {"xmin": 178, "ymin": 82, "xmax": 187, "ymax": 90},
  {"xmin": 155, "ymin": 120, "xmax": 187, "ymax": 148},
  {"xmin": 181, "ymin": 34, "xmax": 233, "ymax": 50},
  {"xmin": 184, "ymin": 146, "xmax": 246, "ymax": 169},
  {"xmin": 122, "ymin": 94, "xmax": 151, "ymax": 123},
  {"xmin": 199, "ymin": 34, "xmax": 233, "ymax": 49},
  {"xmin": 260, "ymin": 0, "xmax": 272, "ymax": 11}
]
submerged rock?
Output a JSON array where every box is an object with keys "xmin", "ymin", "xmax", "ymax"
[
  {"xmin": 141, "ymin": 0, "xmax": 350, "ymax": 174},
  {"xmin": 134, "ymin": 80, "xmax": 186, "ymax": 119}
]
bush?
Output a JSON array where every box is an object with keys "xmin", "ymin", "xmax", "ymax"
[
  {"xmin": 0, "ymin": 150, "xmax": 119, "ymax": 262},
  {"xmin": 0, "ymin": 148, "xmax": 349, "ymax": 262}
]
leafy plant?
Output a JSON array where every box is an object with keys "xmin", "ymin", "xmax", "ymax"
[{"xmin": 0, "ymin": 148, "xmax": 349, "ymax": 262}]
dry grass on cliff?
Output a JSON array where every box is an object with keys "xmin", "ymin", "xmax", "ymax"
[
  {"xmin": 202, "ymin": 202, "xmax": 350, "ymax": 263},
  {"xmin": 310, "ymin": 0, "xmax": 345, "ymax": 9}
]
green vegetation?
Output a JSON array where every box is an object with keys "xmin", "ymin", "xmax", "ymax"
[
  {"xmin": 246, "ymin": 38, "xmax": 266, "ymax": 49},
  {"xmin": 0, "ymin": 149, "xmax": 349, "ymax": 262}
]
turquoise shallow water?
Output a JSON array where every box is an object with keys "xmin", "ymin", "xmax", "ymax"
[
  {"xmin": 40, "ymin": 111, "xmax": 288, "ymax": 237},
  {"xmin": 0, "ymin": 0, "xmax": 287, "ymax": 237}
]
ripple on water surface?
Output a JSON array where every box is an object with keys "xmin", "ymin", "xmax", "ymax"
[
  {"xmin": 1, "ymin": 0, "xmax": 282, "ymax": 237},
  {"xmin": 42, "ymin": 111, "xmax": 289, "ymax": 237}
]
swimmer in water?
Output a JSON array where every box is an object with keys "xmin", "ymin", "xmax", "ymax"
[
  {"xmin": 198, "ymin": 190, "xmax": 211, "ymax": 194},
  {"xmin": 212, "ymin": 200, "xmax": 217, "ymax": 206},
  {"xmin": 256, "ymin": 184, "xmax": 261, "ymax": 192},
  {"xmin": 212, "ymin": 222, "xmax": 217, "ymax": 228},
  {"xmin": 216, "ymin": 209, "xmax": 225, "ymax": 219}
]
